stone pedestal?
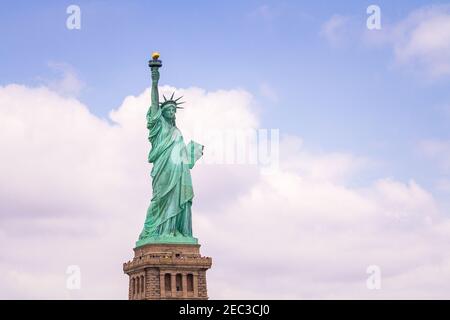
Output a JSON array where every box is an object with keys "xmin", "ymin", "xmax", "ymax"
[{"xmin": 123, "ymin": 243, "xmax": 212, "ymax": 300}]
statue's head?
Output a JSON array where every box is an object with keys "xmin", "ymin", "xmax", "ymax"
[
  {"xmin": 162, "ymin": 104, "xmax": 177, "ymax": 120},
  {"xmin": 160, "ymin": 92, "xmax": 184, "ymax": 125}
]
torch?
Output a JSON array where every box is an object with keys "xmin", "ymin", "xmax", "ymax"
[{"xmin": 149, "ymin": 51, "xmax": 162, "ymax": 70}]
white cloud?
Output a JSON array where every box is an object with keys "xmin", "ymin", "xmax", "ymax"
[
  {"xmin": 279, "ymin": 135, "xmax": 369, "ymax": 183},
  {"xmin": 204, "ymin": 171, "xmax": 447, "ymax": 299},
  {"xmin": 39, "ymin": 62, "xmax": 85, "ymax": 97},
  {"xmin": 320, "ymin": 14, "xmax": 352, "ymax": 47},
  {"xmin": 363, "ymin": 5, "xmax": 450, "ymax": 79},
  {"xmin": 392, "ymin": 5, "xmax": 450, "ymax": 78},
  {"xmin": 1, "ymin": 83, "xmax": 450, "ymax": 299}
]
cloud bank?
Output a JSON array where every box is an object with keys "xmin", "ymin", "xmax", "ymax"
[{"xmin": 0, "ymin": 83, "xmax": 449, "ymax": 299}]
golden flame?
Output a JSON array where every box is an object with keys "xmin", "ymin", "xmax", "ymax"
[{"xmin": 152, "ymin": 52, "xmax": 160, "ymax": 60}]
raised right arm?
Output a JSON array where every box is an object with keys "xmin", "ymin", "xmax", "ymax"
[{"xmin": 149, "ymin": 67, "xmax": 160, "ymax": 116}]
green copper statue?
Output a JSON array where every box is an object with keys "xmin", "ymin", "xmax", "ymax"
[{"xmin": 136, "ymin": 52, "xmax": 203, "ymax": 247}]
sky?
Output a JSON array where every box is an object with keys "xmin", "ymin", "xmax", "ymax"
[{"xmin": 1, "ymin": 0, "xmax": 450, "ymax": 299}]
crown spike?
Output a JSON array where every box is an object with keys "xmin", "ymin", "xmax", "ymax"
[
  {"xmin": 163, "ymin": 94, "xmax": 167, "ymax": 101},
  {"xmin": 170, "ymin": 92, "xmax": 175, "ymax": 100},
  {"xmin": 174, "ymin": 96, "xmax": 183, "ymax": 102}
]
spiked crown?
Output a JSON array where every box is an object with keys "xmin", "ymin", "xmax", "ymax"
[{"xmin": 160, "ymin": 92, "xmax": 185, "ymax": 109}]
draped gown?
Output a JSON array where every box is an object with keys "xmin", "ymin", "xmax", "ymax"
[{"xmin": 138, "ymin": 106, "xmax": 195, "ymax": 241}]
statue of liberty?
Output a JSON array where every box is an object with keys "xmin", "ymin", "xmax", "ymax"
[{"xmin": 137, "ymin": 52, "xmax": 203, "ymax": 246}]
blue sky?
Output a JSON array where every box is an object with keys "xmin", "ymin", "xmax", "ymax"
[{"xmin": 1, "ymin": 0, "xmax": 449, "ymax": 191}]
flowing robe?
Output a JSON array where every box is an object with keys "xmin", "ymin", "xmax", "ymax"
[{"xmin": 138, "ymin": 107, "xmax": 194, "ymax": 239}]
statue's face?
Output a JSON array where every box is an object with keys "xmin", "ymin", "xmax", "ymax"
[{"xmin": 162, "ymin": 105, "xmax": 176, "ymax": 120}]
